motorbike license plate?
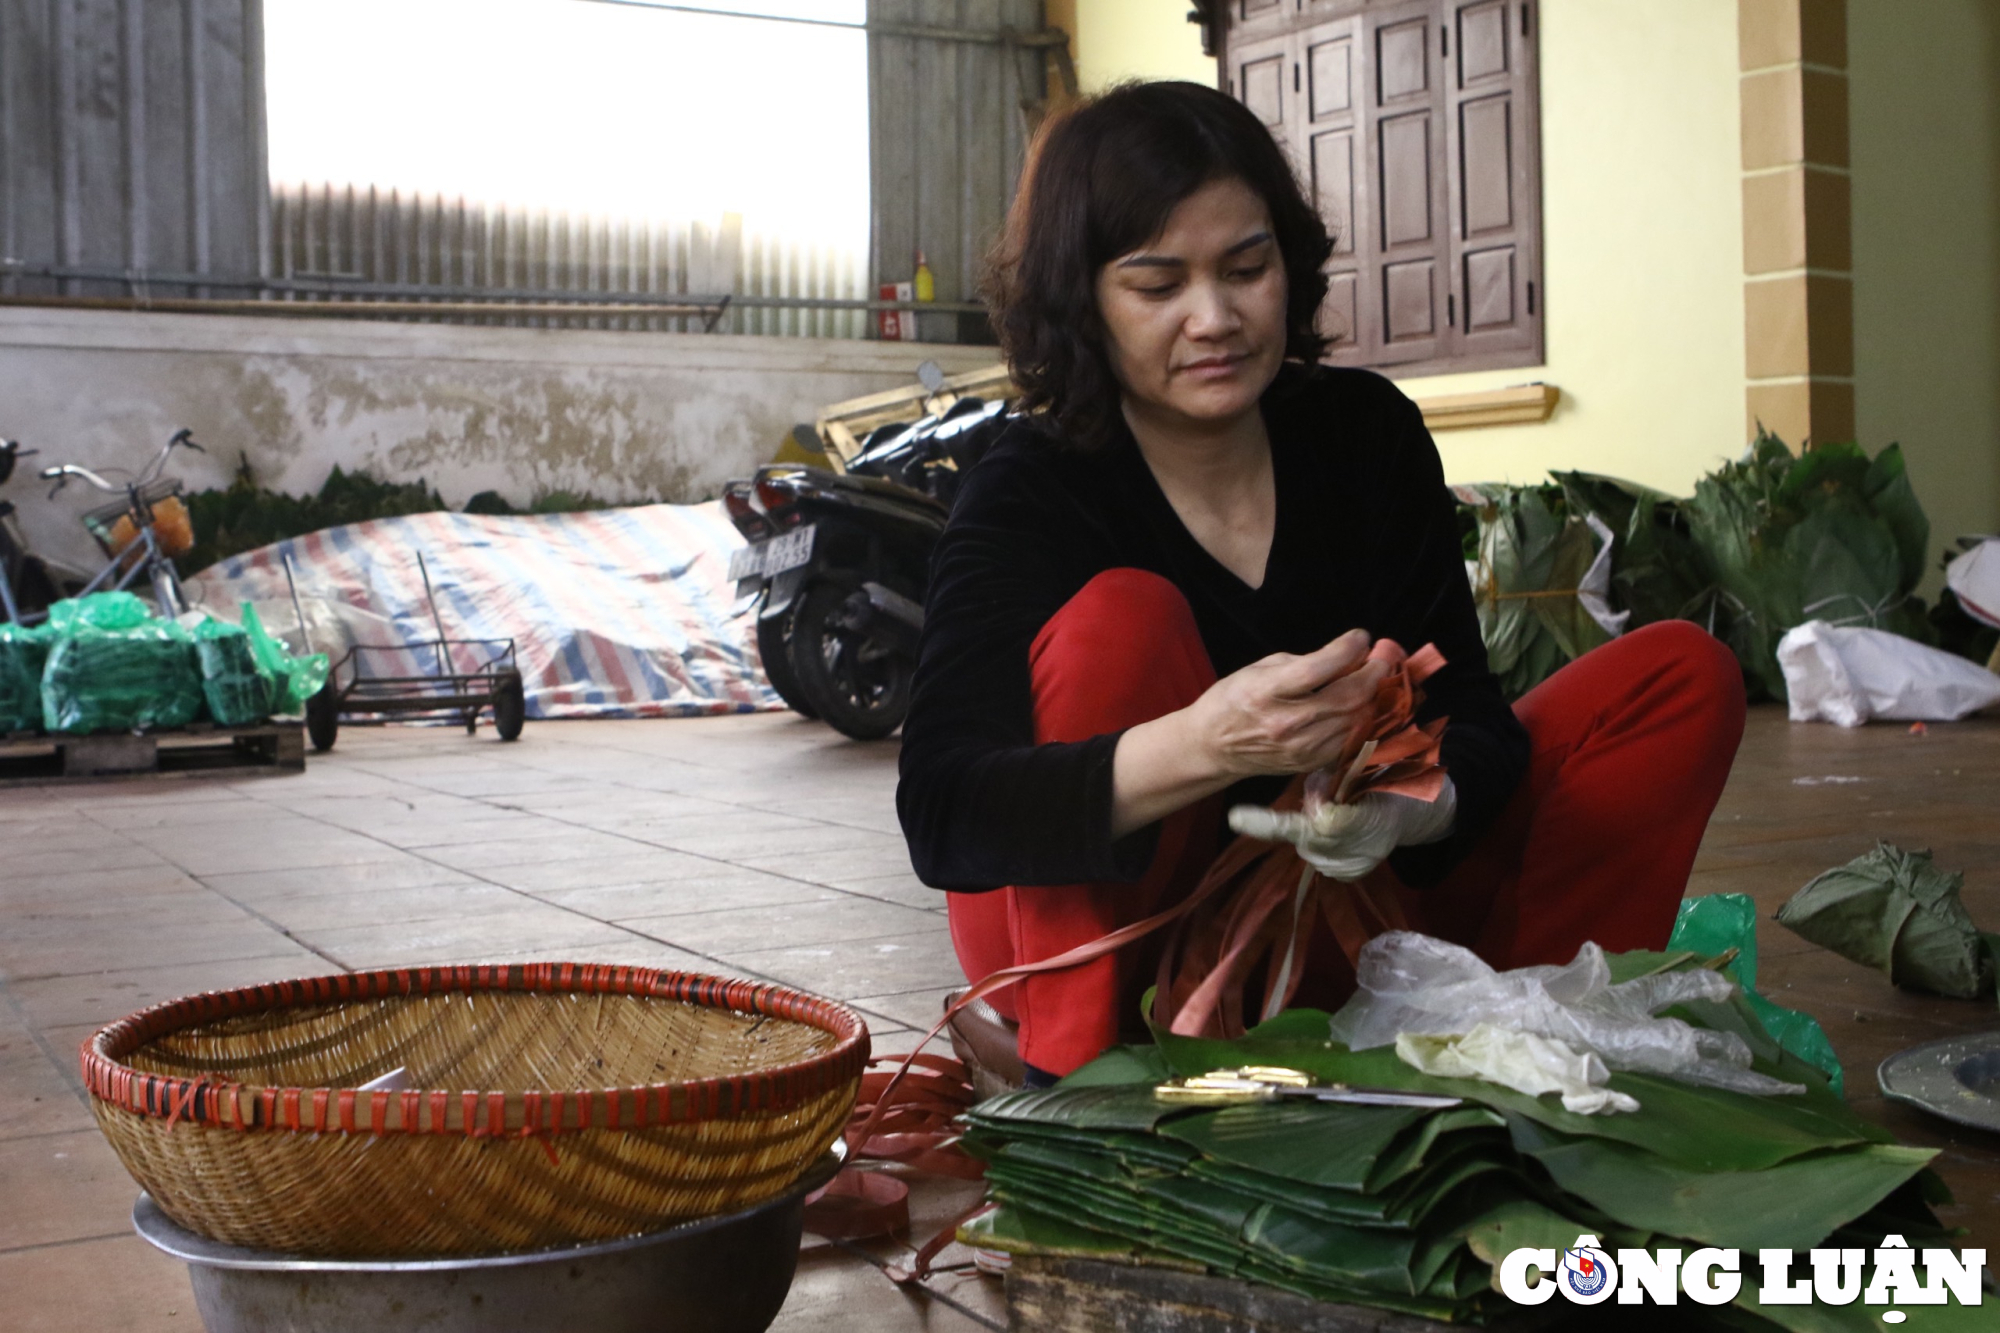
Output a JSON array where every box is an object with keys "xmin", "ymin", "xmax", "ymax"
[{"xmin": 728, "ymin": 524, "xmax": 816, "ymax": 582}]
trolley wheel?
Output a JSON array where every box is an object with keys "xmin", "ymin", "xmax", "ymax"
[
  {"xmin": 493, "ymin": 670, "xmax": 526, "ymax": 741},
  {"xmin": 305, "ymin": 679, "xmax": 340, "ymax": 752}
]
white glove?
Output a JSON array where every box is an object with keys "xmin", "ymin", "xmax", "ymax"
[{"xmin": 1228, "ymin": 778, "xmax": 1457, "ymax": 882}]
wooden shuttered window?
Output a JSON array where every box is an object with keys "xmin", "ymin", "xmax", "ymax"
[{"xmin": 1224, "ymin": 0, "xmax": 1543, "ymax": 376}]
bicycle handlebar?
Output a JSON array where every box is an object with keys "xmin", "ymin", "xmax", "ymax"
[
  {"xmin": 42, "ymin": 463, "xmax": 120, "ymax": 497},
  {"xmin": 38, "ymin": 428, "xmax": 201, "ymax": 497}
]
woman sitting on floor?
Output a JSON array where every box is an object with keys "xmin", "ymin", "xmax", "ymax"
[{"xmin": 895, "ymin": 81, "xmax": 1745, "ymax": 1087}]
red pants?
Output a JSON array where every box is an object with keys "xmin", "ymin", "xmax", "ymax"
[{"xmin": 947, "ymin": 569, "xmax": 1747, "ymax": 1075}]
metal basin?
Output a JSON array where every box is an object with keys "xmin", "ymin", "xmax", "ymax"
[
  {"xmin": 1877, "ymin": 1032, "xmax": 2000, "ymax": 1134},
  {"xmin": 134, "ymin": 1146, "xmax": 844, "ymax": 1333}
]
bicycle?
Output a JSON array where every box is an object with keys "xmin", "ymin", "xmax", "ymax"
[{"xmin": 39, "ymin": 428, "xmax": 204, "ymax": 619}]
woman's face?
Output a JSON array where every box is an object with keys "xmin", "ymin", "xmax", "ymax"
[{"xmin": 1094, "ymin": 175, "xmax": 1289, "ymax": 435}]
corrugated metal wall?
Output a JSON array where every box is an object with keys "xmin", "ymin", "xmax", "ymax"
[
  {"xmin": 0, "ymin": 0, "xmax": 267, "ymax": 296},
  {"xmin": 268, "ymin": 184, "xmax": 868, "ymax": 337},
  {"xmin": 869, "ymin": 0, "xmax": 1045, "ymax": 342}
]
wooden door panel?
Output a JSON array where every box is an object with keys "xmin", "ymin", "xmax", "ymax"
[
  {"xmin": 1239, "ymin": 52, "xmax": 1288, "ymax": 129},
  {"xmin": 1219, "ymin": 0, "xmax": 1542, "ymax": 374},
  {"xmin": 1444, "ymin": 0, "xmax": 1542, "ymax": 366},
  {"xmin": 1376, "ymin": 18, "xmax": 1432, "ymax": 103},
  {"xmin": 1463, "ymin": 245, "xmax": 1515, "ymax": 329},
  {"xmin": 1322, "ymin": 270, "xmax": 1360, "ymax": 348},
  {"xmin": 1378, "ymin": 112, "xmax": 1434, "ymax": 249},
  {"xmin": 1308, "ymin": 35, "xmax": 1354, "ymax": 118},
  {"xmin": 1383, "ymin": 259, "xmax": 1437, "ymax": 343},
  {"xmin": 1460, "ymin": 92, "xmax": 1513, "ymax": 235},
  {"xmin": 1311, "ymin": 129, "xmax": 1357, "ymax": 256},
  {"xmin": 1457, "ymin": 1, "xmax": 1510, "ymax": 83}
]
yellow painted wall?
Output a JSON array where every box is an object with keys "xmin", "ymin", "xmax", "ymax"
[
  {"xmin": 1850, "ymin": 1, "xmax": 2000, "ymax": 571},
  {"xmin": 1059, "ymin": 0, "xmax": 1214, "ymax": 91},
  {"xmin": 1063, "ymin": 0, "xmax": 1748, "ymax": 497},
  {"xmin": 1401, "ymin": 0, "xmax": 1745, "ymax": 494}
]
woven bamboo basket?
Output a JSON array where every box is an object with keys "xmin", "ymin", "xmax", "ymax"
[{"xmin": 82, "ymin": 964, "xmax": 868, "ymax": 1259}]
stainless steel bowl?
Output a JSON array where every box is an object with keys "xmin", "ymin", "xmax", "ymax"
[{"xmin": 134, "ymin": 1145, "xmax": 845, "ymax": 1333}]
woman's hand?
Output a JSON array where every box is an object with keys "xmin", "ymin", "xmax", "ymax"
[
  {"xmin": 1185, "ymin": 629, "xmax": 1387, "ymax": 778},
  {"xmin": 1109, "ymin": 630, "xmax": 1389, "ymax": 838}
]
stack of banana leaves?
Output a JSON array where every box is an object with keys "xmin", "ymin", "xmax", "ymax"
[
  {"xmin": 1455, "ymin": 433, "xmax": 1936, "ymax": 702},
  {"xmin": 960, "ymin": 950, "xmax": 1990, "ymax": 1330}
]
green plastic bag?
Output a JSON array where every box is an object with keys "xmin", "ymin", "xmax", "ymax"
[
  {"xmin": 192, "ymin": 617, "xmax": 273, "ymax": 727},
  {"xmin": 0, "ymin": 621, "xmax": 52, "ymax": 734},
  {"xmin": 1670, "ymin": 892, "xmax": 1845, "ymax": 1093},
  {"xmin": 240, "ymin": 603, "xmax": 329, "ymax": 716},
  {"xmin": 40, "ymin": 592, "xmax": 202, "ymax": 733}
]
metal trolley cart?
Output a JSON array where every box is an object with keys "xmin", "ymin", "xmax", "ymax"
[{"xmin": 299, "ymin": 552, "xmax": 525, "ymax": 752}]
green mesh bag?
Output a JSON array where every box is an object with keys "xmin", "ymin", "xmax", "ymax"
[
  {"xmin": 192, "ymin": 617, "xmax": 273, "ymax": 727},
  {"xmin": 40, "ymin": 593, "xmax": 202, "ymax": 734},
  {"xmin": 0, "ymin": 621, "xmax": 52, "ymax": 734}
]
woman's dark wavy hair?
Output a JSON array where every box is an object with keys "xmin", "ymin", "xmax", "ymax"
[{"xmin": 984, "ymin": 80, "xmax": 1335, "ymax": 451}]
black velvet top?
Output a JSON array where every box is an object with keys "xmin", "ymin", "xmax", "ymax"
[{"xmin": 895, "ymin": 364, "xmax": 1528, "ymax": 893}]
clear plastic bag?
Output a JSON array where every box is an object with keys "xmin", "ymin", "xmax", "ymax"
[
  {"xmin": 40, "ymin": 592, "xmax": 202, "ymax": 734},
  {"xmin": 1328, "ymin": 932, "xmax": 1804, "ymax": 1111}
]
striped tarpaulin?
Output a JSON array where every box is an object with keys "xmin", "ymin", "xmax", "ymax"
[{"xmin": 190, "ymin": 503, "xmax": 780, "ymax": 720}]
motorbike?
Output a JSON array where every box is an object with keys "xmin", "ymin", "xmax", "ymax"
[
  {"xmin": 724, "ymin": 392, "xmax": 1009, "ymax": 740},
  {"xmin": 0, "ymin": 438, "xmax": 81, "ymax": 625}
]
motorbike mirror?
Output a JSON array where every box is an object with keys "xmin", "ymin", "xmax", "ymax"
[
  {"xmin": 916, "ymin": 360, "xmax": 948, "ymax": 394},
  {"xmin": 789, "ymin": 423, "xmax": 826, "ymax": 456}
]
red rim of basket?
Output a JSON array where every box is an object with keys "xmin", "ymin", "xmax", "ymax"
[{"xmin": 80, "ymin": 963, "xmax": 870, "ymax": 1140}]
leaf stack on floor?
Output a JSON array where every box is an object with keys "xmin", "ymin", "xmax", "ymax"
[
  {"xmin": 1455, "ymin": 432, "xmax": 1943, "ymax": 700},
  {"xmin": 960, "ymin": 952, "xmax": 1988, "ymax": 1330}
]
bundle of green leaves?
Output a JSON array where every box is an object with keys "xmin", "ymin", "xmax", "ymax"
[
  {"xmin": 180, "ymin": 457, "xmax": 448, "ymax": 575},
  {"xmin": 1455, "ymin": 434, "xmax": 1936, "ymax": 700},
  {"xmin": 1453, "ymin": 483, "xmax": 1614, "ymax": 699},
  {"xmin": 1679, "ymin": 431, "xmax": 1931, "ymax": 701},
  {"xmin": 1778, "ymin": 842, "xmax": 2000, "ymax": 1003},
  {"xmin": 961, "ymin": 951, "xmax": 1986, "ymax": 1330}
]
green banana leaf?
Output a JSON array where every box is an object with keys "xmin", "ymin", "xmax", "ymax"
[
  {"xmin": 1681, "ymin": 433, "xmax": 1934, "ymax": 700},
  {"xmin": 1554, "ymin": 470, "xmax": 1718, "ymax": 630},
  {"xmin": 1776, "ymin": 842, "xmax": 1994, "ymax": 1000},
  {"xmin": 1454, "ymin": 482, "xmax": 1612, "ymax": 697},
  {"xmin": 1508, "ymin": 1113, "xmax": 1936, "ymax": 1251}
]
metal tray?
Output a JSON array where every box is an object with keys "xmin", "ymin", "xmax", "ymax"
[{"xmin": 1877, "ymin": 1031, "xmax": 2000, "ymax": 1134}]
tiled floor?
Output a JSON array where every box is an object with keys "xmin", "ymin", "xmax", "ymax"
[{"xmin": 1, "ymin": 706, "xmax": 1996, "ymax": 1330}]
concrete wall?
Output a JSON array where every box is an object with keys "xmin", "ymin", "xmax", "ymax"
[
  {"xmin": 1850, "ymin": 1, "xmax": 2000, "ymax": 567},
  {"xmin": 0, "ymin": 307, "xmax": 997, "ymax": 572}
]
